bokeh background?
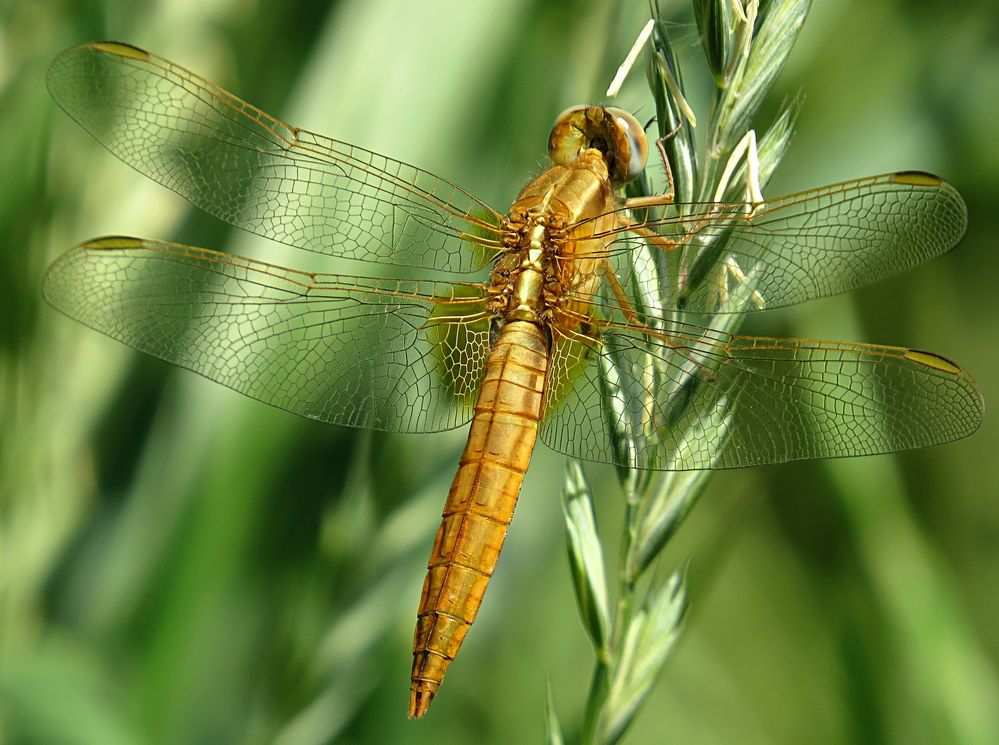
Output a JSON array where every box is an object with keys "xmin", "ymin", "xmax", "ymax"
[{"xmin": 1, "ymin": 1, "xmax": 997, "ymax": 743}]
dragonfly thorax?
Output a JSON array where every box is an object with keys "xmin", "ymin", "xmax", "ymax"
[
  {"xmin": 489, "ymin": 148, "xmax": 625, "ymax": 333},
  {"xmin": 490, "ymin": 211, "xmax": 564, "ymax": 323}
]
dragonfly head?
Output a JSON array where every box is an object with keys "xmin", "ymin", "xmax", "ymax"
[{"xmin": 548, "ymin": 105, "xmax": 648, "ymax": 184}]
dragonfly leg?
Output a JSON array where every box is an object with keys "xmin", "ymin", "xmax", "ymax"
[
  {"xmin": 622, "ymin": 119, "xmax": 682, "ymax": 212},
  {"xmin": 653, "ymin": 122, "xmax": 682, "ymax": 203},
  {"xmin": 600, "ymin": 261, "xmax": 654, "ymax": 329},
  {"xmin": 596, "ymin": 259, "xmax": 717, "ymax": 381},
  {"xmin": 622, "ymin": 221, "xmax": 677, "ymax": 252},
  {"xmin": 611, "ymin": 204, "xmax": 766, "ymax": 318},
  {"xmin": 618, "ymin": 212, "xmax": 765, "ymax": 312}
]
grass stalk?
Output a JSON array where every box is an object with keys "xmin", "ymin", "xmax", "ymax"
[{"xmin": 555, "ymin": 1, "xmax": 809, "ymax": 742}]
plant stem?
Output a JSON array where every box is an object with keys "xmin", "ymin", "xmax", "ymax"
[{"xmin": 557, "ymin": 1, "xmax": 809, "ymax": 742}]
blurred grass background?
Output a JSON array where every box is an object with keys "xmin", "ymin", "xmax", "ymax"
[{"xmin": 1, "ymin": 0, "xmax": 997, "ymax": 743}]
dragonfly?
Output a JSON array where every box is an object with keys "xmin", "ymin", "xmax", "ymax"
[{"xmin": 44, "ymin": 41, "xmax": 983, "ymax": 719}]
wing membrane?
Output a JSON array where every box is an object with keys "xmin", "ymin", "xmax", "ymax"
[
  {"xmin": 46, "ymin": 42, "xmax": 980, "ymax": 469},
  {"xmin": 46, "ymin": 42, "xmax": 504, "ymax": 273},
  {"xmin": 540, "ymin": 321, "xmax": 983, "ymax": 470},
  {"xmin": 43, "ymin": 237, "xmax": 492, "ymax": 432},
  {"xmin": 580, "ymin": 172, "xmax": 967, "ymax": 313}
]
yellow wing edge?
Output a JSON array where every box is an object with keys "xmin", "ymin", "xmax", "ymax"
[
  {"xmin": 891, "ymin": 170, "xmax": 942, "ymax": 187},
  {"xmin": 83, "ymin": 235, "xmax": 145, "ymax": 251},
  {"xmin": 904, "ymin": 348, "xmax": 963, "ymax": 375},
  {"xmin": 90, "ymin": 41, "xmax": 150, "ymax": 61}
]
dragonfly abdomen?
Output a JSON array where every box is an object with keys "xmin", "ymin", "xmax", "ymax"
[{"xmin": 409, "ymin": 321, "xmax": 548, "ymax": 718}]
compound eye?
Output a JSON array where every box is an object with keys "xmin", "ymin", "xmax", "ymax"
[
  {"xmin": 547, "ymin": 105, "xmax": 648, "ymax": 183},
  {"xmin": 548, "ymin": 105, "xmax": 590, "ymax": 167},
  {"xmin": 605, "ymin": 107, "xmax": 648, "ymax": 182}
]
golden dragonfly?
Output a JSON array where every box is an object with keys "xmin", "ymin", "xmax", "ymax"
[{"xmin": 44, "ymin": 41, "xmax": 982, "ymax": 718}]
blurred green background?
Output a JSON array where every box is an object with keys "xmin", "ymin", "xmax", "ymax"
[{"xmin": 1, "ymin": 0, "xmax": 997, "ymax": 743}]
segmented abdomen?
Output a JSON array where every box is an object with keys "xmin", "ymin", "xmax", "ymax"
[{"xmin": 409, "ymin": 320, "xmax": 548, "ymax": 718}]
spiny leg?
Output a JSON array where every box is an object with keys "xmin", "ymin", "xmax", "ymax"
[
  {"xmin": 622, "ymin": 121, "xmax": 682, "ymax": 212},
  {"xmin": 597, "ymin": 257, "xmax": 717, "ymax": 380}
]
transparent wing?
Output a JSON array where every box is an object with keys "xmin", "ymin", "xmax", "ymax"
[
  {"xmin": 46, "ymin": 42, "xmax": 504, "ymax": 273},
  {"xmin": 575, "ymin": 172, "xmax": 967, "ymax": 313},
  {"xmin": 540, "ymin": 320, "xmax": 983, "ymax": 470},
  {"xmin": 43, "ymin": 237, "xmax": 492, "ymax": 433}
]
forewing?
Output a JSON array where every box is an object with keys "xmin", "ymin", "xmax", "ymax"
[
  {"xmin": 43, "ymin": 237, "xmax": 492, "ymax": 433},
  {"xmin": 540, "ymin": 322, "xmax": 983, "ymax": 470},
  {"xmin": 46, "ymin": 42, "xmax": 503, "ymax": 273},
  {"xmin": 588, "ymin": 172, "xmax": 967, "ymax": 314}
]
